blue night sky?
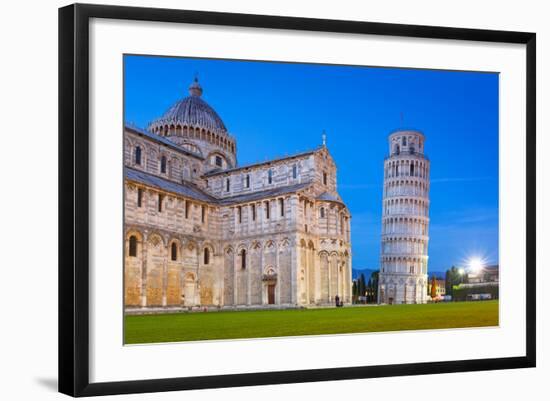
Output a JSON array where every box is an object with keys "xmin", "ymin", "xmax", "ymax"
[{"xmin": 124, "ymin": 55, "xmax": 499, "ymax": 274}]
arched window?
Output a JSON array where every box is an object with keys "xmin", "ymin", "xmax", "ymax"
[
  {"xmin": 245, "ymin": 174, "xmax": 250, "ymax": 188},
  {"xmin": 323, "ymin": 172, "xmax": 328, "ymax": 185},
  {"xmin": 241, "ymin": 249, "xmax": 246, "ymax": 269},
  {"xmin": 160, "ymin": 155, "xmax": 167, "ymax": 174},
  {"xmin": 402, "ymin": 137, "xmax": 407, "ymax": 146},
  {"xmin": 268, "ymin": 169, "xmax": 273, "ymax": 184},
  {"xmin": 292, "ymin": 164, "xmax": 297, "ymax": 179},
  {"xmin": 265, "ymin": 201, "xmax": 270, "ymax": 219},
  {"xmin": 158, "ymin": 194, "xmax": 163, "ymax": 212},
  {"xmin": 320, "ymin": 207, "xmax": 325, "ymax": 218},
  {"xmin": 171, "ymin": 243, "xmax": 177, "ymax": 261},
  {"xmin": 410, "ymin": 164, "xmax": 414, "ymax": 176},
  {"xmin": 203, "ymin": 248, "xmax": 210, "ymax": 265},
  {"xmin": 226, "ymin": 178, "xmax": 230, "ymax": 192},
  {"xmin": 135, "ymin": 146, "xmax": 142, "ymax": 165},
  {"xmin": 129, "ymin": 236, "xmax": 137, "ymax": 257}
]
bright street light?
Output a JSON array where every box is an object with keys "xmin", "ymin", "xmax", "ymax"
[{"xmin": 468, "ymin": 257, "xmax": 484, "ymax": 273}]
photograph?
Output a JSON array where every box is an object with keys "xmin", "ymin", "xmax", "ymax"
[{"xmin": 122, "ymin": 54, "xmax": 499, "ymax": 345}]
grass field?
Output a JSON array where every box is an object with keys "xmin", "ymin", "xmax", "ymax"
[{"xmin": 124, "ymin": 300, "xmax": 499, "ymax": 344}]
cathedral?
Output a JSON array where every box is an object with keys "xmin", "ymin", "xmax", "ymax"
[{"xmin": 124, "ymin": 78, "xmax": 352, "ymax": 311}]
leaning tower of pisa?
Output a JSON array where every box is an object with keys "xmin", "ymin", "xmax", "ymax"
[{"xmin": 378, "ymin": 130, "xmax": 430, "ymax": 304}]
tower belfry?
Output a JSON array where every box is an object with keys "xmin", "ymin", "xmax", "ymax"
[{"xmin": 378, "ymin": 130, "xmax": 430, "ymax": 304}]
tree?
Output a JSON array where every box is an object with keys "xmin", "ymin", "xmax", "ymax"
[
  {"xmin": 445, "ymin": 266, "xmax": 468, "ymax": 299},
  {"xmin": 430, "ymin": 275, "xmax": 437, "ymax": 299},
  {"xmin": 370, "ymin": 270, "xmax": 379, "ymax": 303},
  {"xmin": 358, "ymin": 273, "xmax": 366, "ymax": 302},
  {"xmin": 366, "ymin": 278, "xmax": 372, "ymax": 302},
  {"xmin": 352, "ymin": 280, "xmax": 358, "ymax": 303}
]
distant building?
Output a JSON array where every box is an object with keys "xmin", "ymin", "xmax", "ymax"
[
  {"xmin": 454, "ymin": 265, "xmax": 499, "ymax": 301},
  {"xmin": 428, "ymin": 278, "xmax": 446, "ymax": 297},
  {"xmin": 467, "ymin": 264, "xmax": 499, "ymax": 284}
]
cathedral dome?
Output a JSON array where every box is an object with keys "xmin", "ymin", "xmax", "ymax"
[{"xmin": 148, "ymin": 78, "xmax": 227, "ymax": 133}]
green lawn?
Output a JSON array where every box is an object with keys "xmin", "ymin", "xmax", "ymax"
[{"xmin": 124, "ymin": 300, "xmax": 499, "ymax": 344}]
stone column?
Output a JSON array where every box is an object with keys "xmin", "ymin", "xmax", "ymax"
[
  {"xmin": 140, "ymin": 237, "xmax": 148, "ymax": 307},
  {"xmin": 233, "ymin": 247, "xmax": 238, "ymax": 305},
  {"xmin": 347, "ymin": 253, "xmax": 353, "ymax": 303},
  {"xmin": 336, "ymin": 260, "xmax": 341, "ymax": 301},
  {"xmin": 290, "ymin": 240, "xmax": 297, "ymax": 305},
  {"xmin": 305, "ymin": 247, "xmax": 310, "ymax": 305},
  {"xmin": 217, "ymin": 251, "xmax": 223, "ymax": 306},
  {"xmin": 180, "ymin": 242, "xmax": 185, "ymax": 307},
  {"xmin": 327, "ymin": 257, "xmax": 332, "ymax": 303},
  {"xmin": 315, "ymin": 252, "xmax": 321, "ymax": 304},
  {"xmin": 275, "ymin": 242, "xmax": 281, "ymax": 305},
  {"xmin": 195, "ymin": 245, "xmax": 200, "ymax": 305},
  {"xmin": 162, "ymin": 255, "xmax": 167, "ymax": 307},
  {"xmin": 260, "ymin": 248, "xmax": 265, "ymax": 304},
  {"xmin": 247, "ymin": 248, "xmax": 251, "ymax": 306}
]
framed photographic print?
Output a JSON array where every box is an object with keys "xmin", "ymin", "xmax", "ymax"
[{"xmin": 58, "ymin": 3, "xmax": 536, "ymax": 397}]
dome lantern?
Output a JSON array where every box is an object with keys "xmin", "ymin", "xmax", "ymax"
[{"xmin": 189, "ymin": 77, "xmax": 203, "ymax": 97}]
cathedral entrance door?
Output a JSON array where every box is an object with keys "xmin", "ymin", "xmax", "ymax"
[{"xmin": 267, "ymin": 284, "xmax": 275, "ymax": 305}]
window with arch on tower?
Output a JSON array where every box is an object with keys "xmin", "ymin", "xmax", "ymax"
[
  {"xmin": 128, "ymin": 236, "xmax": 137, "ymax": 257},
  {"xmin": 265, "ymin": 201, "xmax": 270, "ymax": 219},
  {"xmin": 203, "ymin": 248, "xmax": 210, "ymax": 265},
  {"xmin": 158, "ymin": 194, "xmax": 163, "ymax": 212},
  {"xmin": 135, "ymin": 146, "xmax": 141, "ymax": 165},
  {"xmin": 241, "ymin": 249, "xmax": 246, "ymax": 269},
  {"xmin": 160, "ymin": 155, "xmax": 167, "ymax": 174},
  {"xmin": 171, "ymin": 243, "xmax": 177, "ymax": 261}
]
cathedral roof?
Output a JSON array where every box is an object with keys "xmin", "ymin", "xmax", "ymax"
[
  {"xmin": 148, "ymin": 78, "xmax": 227, "ymax": 133},
  {"xmin": 126, "ymin": 167, "xmax": 313, "ymax": 205},
  {"xmin": 316, "ymin": 192, "xmax": 344, "ymax": 204},
  {"xmin": 126, "ymin": 167, "xmax": 216, "ymax": 203},
  {"xmin": 203, "ymin": 148, "xmax": 321, "ymax": 177},
  {"xmin": 125, "ymin": 124, "xmax": 204, "ymax": 159},
  {"xmin": 217, "ymin": 182, "xmax": 313, "ymax": 206}
]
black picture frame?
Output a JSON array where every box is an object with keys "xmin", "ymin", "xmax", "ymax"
[{"xmin": 58, "ymin": 3, "xmax": 536, "ymax": 397}]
